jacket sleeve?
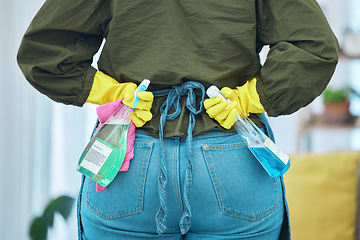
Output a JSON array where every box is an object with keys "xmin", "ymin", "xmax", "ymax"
[
  {"xmin": 17, "ymin": 0, "xmax": 105, "ymax": 106},
  {"xmin": 256, "ymin": 0, "xmax": 339, "ymax": 117}
]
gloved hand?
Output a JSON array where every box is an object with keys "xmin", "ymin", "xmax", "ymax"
[
  {"xmin": 86, "ymin": 71, "xmax": 153, "ymax": 127},
  {"xmin": 204, "ymin": 77, "xmax": 265, "ymax": 129}
]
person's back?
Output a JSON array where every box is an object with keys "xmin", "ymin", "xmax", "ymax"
[{"xmin": 17, "ymin": 0, "xmax": 339, "ymax": 239}]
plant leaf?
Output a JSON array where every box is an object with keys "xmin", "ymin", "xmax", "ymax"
[
  {"xmin": 44, "ymin": 196, "xmax": 75, "ymax": 221},
  {"xmin": 29, "ymin": 195, "xmax": 75, "ymax": 240},
  {"xmin": 29, "ymin": 216, "xmax": 47, "ymax": 240},
  {"xmin": 56, "ymin": 196, "xmax": 75, "ymax": 219}
]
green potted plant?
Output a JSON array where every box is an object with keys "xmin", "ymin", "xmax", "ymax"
[
  {"xmin": 29, "ymin": 195, "xmax": 75, "ymax": 240},
  {"xmin": 322, "ymin": 87, "xmax": 353, "ymax": 124}
]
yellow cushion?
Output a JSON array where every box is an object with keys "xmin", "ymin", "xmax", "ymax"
[{"xmin": 284, "ymin": 151, "xmax": 360, "ymax": 240}]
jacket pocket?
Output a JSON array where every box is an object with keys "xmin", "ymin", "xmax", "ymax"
[
  {"xmin": 84, "ymin": 142, "xmax": 153, "ymax": 219},
  {"xmin": 202, "ymin": 142, "xmax": 280, "ymax": 221}
]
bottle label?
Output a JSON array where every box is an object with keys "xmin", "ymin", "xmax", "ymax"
[
  {"xmin": 263, "ymin": 137, "xmax": 290, "ymax": 165},
  {"xmin": 80, "ymin": 138, "xmax": 113, "ymax": 175}
]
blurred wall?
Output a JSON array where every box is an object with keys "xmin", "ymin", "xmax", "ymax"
[
  {"xmin": 0, "ymin": 0, "xmax": 354, "ymax": 239},
  {"xmin": 0, "ymin": 0, "xmax": 97, "ymax": 239}
]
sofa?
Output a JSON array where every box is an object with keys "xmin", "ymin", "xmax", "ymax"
[{"xmin": 284, "ymin": 151, "xmax": 360, "ymax": 240}]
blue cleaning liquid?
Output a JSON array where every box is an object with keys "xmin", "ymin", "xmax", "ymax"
[
  {"xmin": 249, "ymin": 146, "xmax": 290, "ymax": 178},
  {"xmin": 206, "ymin": 85, "xmax": 291, "ymax": 178}
]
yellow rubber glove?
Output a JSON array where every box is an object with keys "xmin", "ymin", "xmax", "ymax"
[
  {"xmin": 87, "ymin": 71, "xmax": 153, "ymax": 127},
  {"xmin": 204, "ymin": 77, "xmax": 265, "ymax": 129},
  {"xmin": 204, "ymin": 97, "xmax": 239, "ymax": 129}
]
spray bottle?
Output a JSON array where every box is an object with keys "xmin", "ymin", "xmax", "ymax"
[
  {"xmin": 77, "ymin": 79, "xmax": 150, "ymax": 186},
  {"xmin": 206, "ymin": 85, "xmax": 290, "ymax": 178}
]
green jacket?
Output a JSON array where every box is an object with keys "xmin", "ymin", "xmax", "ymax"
[{"xmin": 17, "ymin": 0, "xmax": 339, "ymax": 138}]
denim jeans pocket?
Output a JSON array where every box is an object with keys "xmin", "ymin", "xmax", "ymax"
[
  {"xmin": 202, "ymin": 142, "xmax": 280, "ymax": 221},
  {"xmin": 84, "ymin": 141, "xmax": 153, "ymax": 219}
]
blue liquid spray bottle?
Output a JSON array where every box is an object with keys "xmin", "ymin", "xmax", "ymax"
[{"xmin": 206, "ymin": 86, "xmax": 290, "ymax": 178}]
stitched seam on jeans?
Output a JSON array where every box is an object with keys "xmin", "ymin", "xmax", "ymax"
[
  {"xmin": 221, "ymin": 175, "xmax": 280, "ymax": 221},
  {"xmin": 193, "ymin": 132, "xmax": 236, "ymax": 140},
  {"xmin": 222, "ymin": 203, "xmax": 279, "ymax": 221},
  {"xmin": 202, "ymin": 142, "xmax": 247, "ymax": 150},
  {"xmin": 203, "ymin": 150, "xmax": 225, "ymax": 214},
  {"xmin": 183, "ymin": 161, "xmax": 193, "ymax": 227},
  {"xmin": 273, "ymin": 178, "xmax": 280, "ymax": 204},
  {"xmin": 220, "ymin": 177, "xmax": 280, "ymax": 221},
  {"xmin": 85, "ymin": 142, "xmax": 153, "ymax": 219},
  {"xmin": 174, "ymin": 139, "xmax": 183, "ymax": 216},
  {"xmin": 86, "ymin": 203, "xmax": 142, "ymax": 219},
  {"xmin": 202, "ymin": 145, "xmax": 280, "ymax": 222},
  {"xmin": 137, "ymin": 142, "xmax": 153, "ymax": 216}
]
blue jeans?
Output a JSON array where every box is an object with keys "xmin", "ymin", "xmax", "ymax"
[
  {"xmin": 78, "ymin": 127, "xmax": 289, "ymax": 239},
  {"xmin": 77, "ymin": 81, "xmax": 290, "ymax": 239}
]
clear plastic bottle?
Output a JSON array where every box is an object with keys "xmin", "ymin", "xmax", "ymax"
[
  {"xmin": 77, "ymin": 107, "xmax": 130, "ymax": 187},
  {"xmin": 207, "ymin": 85, "xmax": 290, "ymax": 178},
  {"xmin": 77, "ymin": 79, "xmax": 151, "ymax": 186},
  {"xmin": 233, "ymin": 113, "xmax": 290, "ymax": 178}
]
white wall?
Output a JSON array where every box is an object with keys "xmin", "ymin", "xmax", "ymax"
[{"xmin": 0, "ymin": 1, "xmax": 97, "ymax": 239}]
